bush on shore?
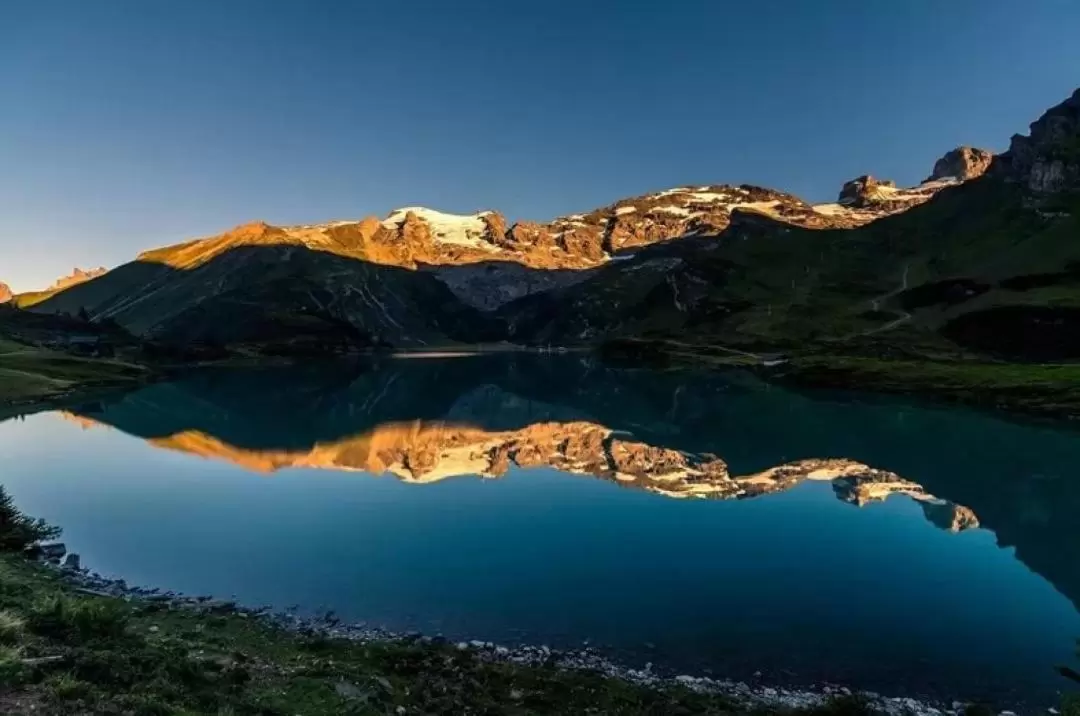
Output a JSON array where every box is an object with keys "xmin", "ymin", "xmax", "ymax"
[{"xmin": 0, "ymin": 486, "xmax": 60, "ymax": 554}]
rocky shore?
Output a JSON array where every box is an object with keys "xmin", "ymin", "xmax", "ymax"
[{"xmin": 37, "ymin": 542, "xmax": 1029, "ymax": 716}]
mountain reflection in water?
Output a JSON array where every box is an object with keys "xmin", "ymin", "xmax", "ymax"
[
  {"xmin": 65, "ymin": 416, "xmax": 981, "ymax": 531},
  {"xmin": 64, "ymin": 355, "xmax": 1077, "ymax": 607},
  {"xmin": 11, "ymin": 354, "xmax": 1080, "ymax": 706}
]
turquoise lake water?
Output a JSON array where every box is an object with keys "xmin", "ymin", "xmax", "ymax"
[{"xmin": 2, "ymin": 355, "xmax": 1079, "ymax": 707}]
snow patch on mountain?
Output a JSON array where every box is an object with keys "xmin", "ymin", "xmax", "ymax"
[
  {"xmin": 811, "ymin": 203, "xmax": 847, "ymax": 216},
  {"xmin": 382, "ymin": 207, "xmax": 496, "ymax": 250}
]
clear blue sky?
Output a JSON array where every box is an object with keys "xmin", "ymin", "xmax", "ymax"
[{"xmin": 2, "ymin": 0, "xmax": 1079, "ymax": 291}]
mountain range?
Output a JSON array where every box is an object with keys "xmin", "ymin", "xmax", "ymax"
[{"xmin": 6, "ymin": 87, "xmax": 1080, "ymax": 358}]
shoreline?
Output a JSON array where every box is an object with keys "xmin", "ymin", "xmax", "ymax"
[
  {"xmin": 5, "ymin": 340, "xmax": 1080, "ymax": 427},
  {"xmin": 597, "ymin": 339, "xmax": 1080, "ymax": 422},
  {"xmin": 41, "ymin": 546, "xmax": 1019, "ymax": 716}
]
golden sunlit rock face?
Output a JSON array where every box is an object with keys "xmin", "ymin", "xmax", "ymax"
[
  {"xmin": 66, "ymin": 412, "xmax": 977, "ymax": 528},
  {"xmin": 45, "ymin": 267, "xmax": 108, "ymax": 292},
  {"xmin": 131, "ymin": 166, "xmax": 983, "ymax": 277},
  {"xmin": 112, "ymin": 151, "xmax": 992, "ymax": 314}
]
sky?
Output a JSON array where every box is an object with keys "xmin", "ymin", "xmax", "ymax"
[{"xmin": 2, "ymin": 0, "xmax": 1079, "ymax": 292}]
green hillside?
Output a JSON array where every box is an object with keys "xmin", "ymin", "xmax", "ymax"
[{"xmin": 506, "ymin": 147, "xmax": 1080, "ymax": 363}]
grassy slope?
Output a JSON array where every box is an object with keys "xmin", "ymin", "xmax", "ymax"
[
  {"xmin": 0, "ymin": 337, "xmax": 147, "ymax": 412},
  {"xmin": 0, "ymin": 554, "xmax": 857, "ymax": 716},
  {"xmin": 544, "ymin": 179, "xmax": 1079, "ymax": 348},
  {"xmin": 771, "ymin": 356, "xmax": 1080, "ymax": 418}
]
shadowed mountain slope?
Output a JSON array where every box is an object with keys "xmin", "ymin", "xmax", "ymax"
[{"xmin": 31, "ymin": 244, "xmax": 501, "ymax": 351}]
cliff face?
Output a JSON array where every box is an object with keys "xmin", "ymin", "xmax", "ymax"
[
  {"xmin": 998, "ymin": 87, "xmax": 1080, "ymax": 194},
  {"xmin": 828, "ymin": 145, "xmax": 993, "ymax": 219},
  {"xmin": 0, "ymin": 282, "xmax": 11, "ymax": 304},
  {"xmin": 928, "ymin": 146, "xmax": 994, "ymax": 182}
]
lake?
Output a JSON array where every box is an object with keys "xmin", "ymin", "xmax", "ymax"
[{"xmin": 2, "ymin": 354, "xmax": 1079, "ymax": 708}]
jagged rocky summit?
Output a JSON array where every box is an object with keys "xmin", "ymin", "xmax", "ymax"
[
  {"xmin": 46, "ymin": 267, "xmax": 107, "ymax": 293},
  {"xmin": 194, "ymin": 144, "xmax": 992, "ymax": 281},
  {"xmin": 927, "ymin": 146, "xmax": 994, "ymax": 182},
  {"xmin": 997, "ymin": 87, "xmax": 1080, "ymax": 193}
]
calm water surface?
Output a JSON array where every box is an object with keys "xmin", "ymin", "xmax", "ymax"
[{"xmin": 2, "ymin": 355, "xmax": 1079, "ymax": 708}]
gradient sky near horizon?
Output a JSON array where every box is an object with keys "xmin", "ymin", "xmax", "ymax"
[{"xmin": 2, "ymin": 0, "xmax": 1079, "ymax": 291}]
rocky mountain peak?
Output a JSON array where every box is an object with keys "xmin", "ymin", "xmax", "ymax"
[
  {"xmin": 479, "ymin": 211, "xmax": 508, "ymax": 242},
  {"xmin": 927, "ymin": 146, "xmax": 993, "ymax": 182},
  {"xmin": 229, "ymin": 221, "xmax": 278, "ymax": 240},
  {"xmin": 0, "ymin": 281, "xmax": 11, "ymax": 304},
  {"xmin": 999, "ymin": 86, "xmax": 1080, "ymax": 193},
  {"xmin": 838, "ymin": 175, "xmax": 897, "ymax": 207},
  {"xmin": 46, "ymin": 266, "xmax": 107, "ymax": 292},
  {"xmin": 357, "ymin": 215, "xmax": 383, "ymax": 242}
]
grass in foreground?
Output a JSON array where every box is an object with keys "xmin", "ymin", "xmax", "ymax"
[
  {"xmin": 0, "ymin": 555, "xmax": 833, "ymax": 716},
  {"xmin": 0, "ymin": 337, "xmax": 146, "ymax": 409}
]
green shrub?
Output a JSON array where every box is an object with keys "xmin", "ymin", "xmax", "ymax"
[
  {"xmin": 0, "ymin": 643, "xmax": 23, "ymax": 685},
  {"xmin": 44, "ymin": 672, "xmax": 94, "ymax": 701},
  {"xmin": 0, "ymin": 609, "xmax": 25, "ymax": 645},
  {"xmin": 28, "ymin": 594, "xmax": 129, "ymax": 642},
  {"xmin": 0, "ymin": 486, "xmax": 60, "ymax": 553}
]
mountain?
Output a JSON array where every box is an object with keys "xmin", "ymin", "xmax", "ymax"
[
  {"xmin": 927, "ymin": 146, "xmax": 994, "ymax": 182},
  {"xmin": 379, "ymin": 172, "xmax": 978, "ymax": 311},
  {"xmin": 46, "ymin": 267, "xmax": 107, "ymax": 292},
  {"xmin": 0, "ymin": 282, "xmax": 11, "ymax": 304},
  {"xmin": 24, "ymin": 87, "xmax": 1079, "ymax": 358},
  {"xmin": 28, "ymin": 230, "xmax": 501, "ymax": 351},
  {"xmin": 504, "ymin": 88, "xmax": 1080, "ymax": 359},
  {"xmin": 24, "ymin": 140, "xmax": 990, "ymax": 345}
]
